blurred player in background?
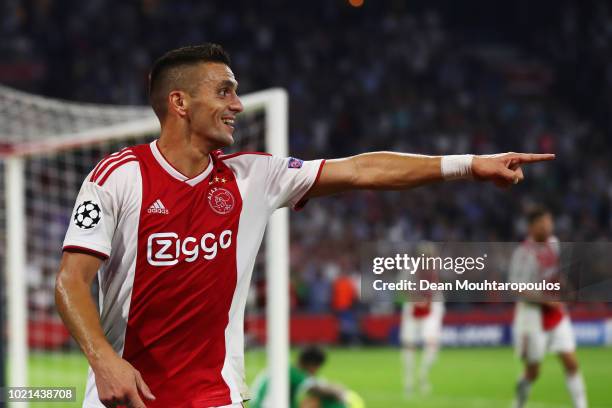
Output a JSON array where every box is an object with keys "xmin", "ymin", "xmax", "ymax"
[
  {"xmin": 400, "ymin": 242, "xmax": 444, "ymax": 396},
  {"xmin": 250, "ymin": 346, "xmax": 364, "ymax": 408},
  {"xmin": 509, "ymin": 207, "xmax": 587, "ymax": 408}
]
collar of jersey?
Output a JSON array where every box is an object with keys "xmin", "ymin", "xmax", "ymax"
[{"xmin": 150, "ymin": 140, "xmax": 214, "ymax": 187}]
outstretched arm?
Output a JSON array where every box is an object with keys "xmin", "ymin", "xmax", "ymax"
[{"xmin": 305, "ymin": 152, "xmax": 555, "ymax": 199}]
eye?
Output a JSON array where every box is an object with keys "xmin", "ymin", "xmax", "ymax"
[{"xmin": 219, "ymin": 88, "xmax": 230, "ymax": 97}]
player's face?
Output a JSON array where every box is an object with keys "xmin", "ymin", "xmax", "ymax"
[
  {"xmin": 530, "ymin": 213, "xmax": 554, "ymax": 241},
  {"xmin": 188, "ymin": 63, "xmax": 243, "ymax": 148}
]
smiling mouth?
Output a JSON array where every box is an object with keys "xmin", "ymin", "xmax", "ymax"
[{"xmin": 222, "ymin": 118, "xmax": 235, "ymax": 129}]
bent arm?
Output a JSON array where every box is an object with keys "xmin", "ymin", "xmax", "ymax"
[
  {"xmin": 55, "ymin": 251, "xmax": 155, "ymax": 406},
  {"xmin": 55, "ymin": 252, "xmax": 115, "ymax": 366},
  {"xmin": 306, "ymin": 151, "xmax": 554, "ymax": 199}
]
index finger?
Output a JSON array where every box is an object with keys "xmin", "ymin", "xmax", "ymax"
[
  {"xmin": 135, "ymin": 373, "xmax": 156, "ymax": 400},
  {"xmin": 513, "ymin": 153, "xmax": 556, "ymax": 163}
]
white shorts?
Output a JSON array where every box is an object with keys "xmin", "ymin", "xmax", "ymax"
[
  {"xmin": 513, "ymin": 303, "xmax": 576, "ymax": 363},
  {"xmin": 400, "ymin": 302, "xmax": 444, "ymax": 346}
]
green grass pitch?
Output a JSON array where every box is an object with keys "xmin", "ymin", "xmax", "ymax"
[{"xmin": 27, "ymin": 347, "xmax": 611, "ymax": 407}]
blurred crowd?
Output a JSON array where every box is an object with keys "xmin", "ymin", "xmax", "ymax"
[{"xmin": 2, "ymin": 0, "xmax": 611, "ymax": 318}]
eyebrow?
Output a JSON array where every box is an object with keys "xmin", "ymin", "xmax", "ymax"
[{"xmin": 218, "ymin": 79, "xmax": 238, "ymax": 90}]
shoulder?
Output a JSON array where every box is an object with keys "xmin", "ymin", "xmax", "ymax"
[
  {"xmin": 218, "ymin": 151, "xmax": 272, "ymax": 162},
  {"xmin": 217, "ymin": 151, "xmax": 272, "ymax": 175},
  {"xmin": 548, "ymin": 235, "xmax": 560, "ymax": 252},
  {"xmin": 89, "ymin": 147, "xmax": 141, "ymax": 188},
  {"xmin": 519, "ymin": 239, "xmax": 533, "ymax": 250},
  {"xmin": 289, "ymin": 365, "xmax": 308, "ymax": 384},
  {"xmin": 512, "ymin": 241, "xmax": 532, "ymax": 257}
]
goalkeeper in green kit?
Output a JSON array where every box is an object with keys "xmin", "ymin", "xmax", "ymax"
[{"xmin": 250, "ymin": 347, "xmax": 365, "ymax": 408}]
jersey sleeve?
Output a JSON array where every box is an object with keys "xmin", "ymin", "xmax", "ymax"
[
  {"xmin": 62, "ymin": 172, "xmax": 118, "ymax": 259},
  {"xmin": 264, "ymin": 156, "xmax": 325, "ymax": 211}
]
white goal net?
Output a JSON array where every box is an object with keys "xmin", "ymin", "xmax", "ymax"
[{"xmin": 0, "ymin": 84, "xmax": 289, "ymax": 407}]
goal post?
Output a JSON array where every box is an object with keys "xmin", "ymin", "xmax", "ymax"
[
  {"xmin": 0, "ymin": 85, "xmax": 289, "ymax": 407},
  {"xmin": 5, "ymin": 156, "xmax": 27, "ymax": 393},
  {"xmin": 261, "ymin": 90, "xmax": 290, "ymax": 408}
]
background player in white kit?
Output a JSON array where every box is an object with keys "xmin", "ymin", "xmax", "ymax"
[
  {"xmin": 55, "ymin": 43, "xmax": 556, "ymax": 408},
  {"xmin": 509, "ymin": 207, "xmax": 587, "ymax": 408},
  {"xmin": 400, "ymin": 242, "xmax": 444, "ymax": 396}
]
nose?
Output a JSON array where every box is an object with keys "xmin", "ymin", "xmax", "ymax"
[{"xmin": 229, "ymin": 94, "xmax": 244, "ymax": 114}]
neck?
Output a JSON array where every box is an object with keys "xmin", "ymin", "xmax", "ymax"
[
  {"xmin": 529, "ymin": 234, "xmax": 546, "ymax": 243},
  {"xmin": 158, "ymin": 125, "xmax": 212, "ymax": 178}
]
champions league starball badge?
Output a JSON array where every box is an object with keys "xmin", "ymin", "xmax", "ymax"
[
  {"xmin": 74, "ymin": 200, "xmax": 102, "ymax": 229},
  {"xmin": 207, "ymin": 187, "xmax": 235, "ymax": 215},
  {"xmin": 287, "ymin": 157, "xmax": 304, "ymax": 169}
]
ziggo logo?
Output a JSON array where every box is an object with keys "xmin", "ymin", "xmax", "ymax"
[{"xmin": 147, "ymin": 231, "xmax": 232, "ymax": 266}]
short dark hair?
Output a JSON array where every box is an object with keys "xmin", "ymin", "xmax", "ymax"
[
  {"xmin": 298, "ymin": 346, "xmax": 326, "ymax": 367},
  {"xmin": 149, "ymin": 43, "xmax": 231, "ymax": 121},
  {"xmin": 526, "ymin": 206, "xmax": 551, "ymax": 225}
]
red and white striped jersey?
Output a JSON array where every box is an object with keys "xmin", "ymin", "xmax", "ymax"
[
  {"xmin": 63, "ymin": 140, "xmax": 325, "ymax": 407},
  {"xmin": 509, "ymin": 236, "xmax": 565, "ymax": 331}
]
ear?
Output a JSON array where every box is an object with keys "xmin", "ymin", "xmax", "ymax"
[{"xmin": 168, "ymin": 90, "xmax": 189, "ymax": 118}]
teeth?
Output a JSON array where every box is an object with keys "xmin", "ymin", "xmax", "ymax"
[{"xmin": 222, "ymin": 119, "xmax": 235, "ymax": 125}]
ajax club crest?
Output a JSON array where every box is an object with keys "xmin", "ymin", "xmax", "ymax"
[{"xmin": 208, "ymin": 187, "xmax": 235, "ymax": 215}]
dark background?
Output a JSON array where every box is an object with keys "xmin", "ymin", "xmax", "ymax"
[{"xmin": 1, "ymin": 0, "xmax": 610, "ymax": 318}]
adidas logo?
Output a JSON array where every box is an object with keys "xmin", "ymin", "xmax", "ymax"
[{"xmin": 147, "ymin": 199, "xmax": 169, "ymax": 215}]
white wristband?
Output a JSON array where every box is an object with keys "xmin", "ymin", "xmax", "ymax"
[{"xmin": 441, "ymin": 155, "xmax": 474, "ymax": 180}]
